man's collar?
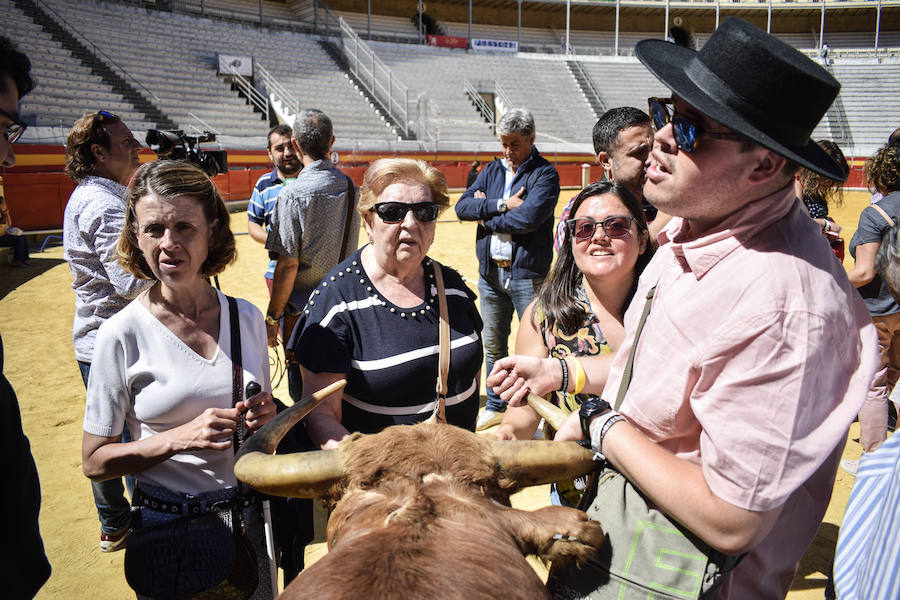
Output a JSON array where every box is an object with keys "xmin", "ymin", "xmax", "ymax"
[
  {"xmin": 80, "ymin": 174, "xmax": 127, "ymax": 193},
  {"xmin": 660, "ymin": 184, "xmax": 797, "ymax": 280}
]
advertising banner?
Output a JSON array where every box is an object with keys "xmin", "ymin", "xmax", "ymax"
[
  {"xmin": 471, "ymin": 39, "xmax": 518, "ymax": 52},
  {"xmin": 426, "ymin": 34, "xmax": 469, "ymax": 49}
]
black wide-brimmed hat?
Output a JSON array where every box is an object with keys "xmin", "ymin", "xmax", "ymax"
[{"xmin": 635, "ymin": 17, "xmax": 846, "ymax": 181}]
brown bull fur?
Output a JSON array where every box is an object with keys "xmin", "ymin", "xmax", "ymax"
[{"xmin": 277, "ymin": 423, "xmax": 605, "ymax": 599}]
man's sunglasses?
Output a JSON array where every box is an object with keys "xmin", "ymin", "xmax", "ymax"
[
  {"xmin": 371, "ymin": 201, "xmax": 440, "ymax": 224},
  {"xmin": 648, "ymin": 97, "xmax": 743, "ymax": 153},
  {"xmin": 0, "ymin": 107, "xmax": 27, "ymax": 144},
  {"xmin": 566, "ymin": 215, "xmax": 635, "ymax": 241}
]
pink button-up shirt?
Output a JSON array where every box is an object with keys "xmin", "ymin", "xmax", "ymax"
[{"xmin": 604, "ymin": 185, "xmax": 879, "ymax": 598}]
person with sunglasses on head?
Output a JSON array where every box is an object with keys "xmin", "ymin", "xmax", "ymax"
[
  {"xmin": 489, "ymin": 18, "xmax": 877, "ymax": 599},
  {"xmin": 291, "ymin": 158, "xmax": 483, "ymax": 447},
  {"xmin": 455, "ymin": 108, "xmax": 561, "ymax": 432},
  {"xmin": 494, "ymin": 180, "xmax": 653, "ymax": 507},
  {"xmin": 62, "ymin": 109, "xmax": 151, "ymax": 552},
  {"xmin": 0, "ymin": 34, "xmax": 51, "ymax": 599}
]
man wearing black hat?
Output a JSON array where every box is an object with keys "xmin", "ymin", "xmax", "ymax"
[{"xmin": 489, "ymin": 18, "xmax": 878, "ymax": 598}]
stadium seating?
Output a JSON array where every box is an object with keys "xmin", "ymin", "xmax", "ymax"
[{"xmin": 7, "ymin": 0, "xmax": 900, "ymax": 158}]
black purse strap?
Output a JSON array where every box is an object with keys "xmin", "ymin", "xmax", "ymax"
[
  {"xmin": 340, "ymin": 175, "xmax": 356, "ymax": 262},
  {"xmin": 614, "ymin": 284, "xmax": 657, "ymax": 411},
  {"xmin": 226, "ymin": 295, "xmax": 245, "ymax": 453}
]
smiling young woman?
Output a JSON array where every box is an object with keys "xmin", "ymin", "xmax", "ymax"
[{"xmin": 493, "ymin": 179, "xmax": 653, "ymax": 506}]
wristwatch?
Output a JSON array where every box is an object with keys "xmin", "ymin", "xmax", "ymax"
[
  {"xmin": 497, "ymin": 198, "xmax": 508, "ymax": 213},
  {"xmin": 578, "ymin": 398, "xmax": 611, "ymax": 439},
  {"xmin": 265, "ymin": 314, "xmax": 281, "ymax": 326}
]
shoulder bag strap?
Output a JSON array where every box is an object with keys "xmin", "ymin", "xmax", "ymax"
[
  {"xmin": 226, "ymin": 295, "xmax": 246, "ymax": 452},
  {"xmin": 431, "ymin": 260, "xmax": 450, "ymax": 424},
  {"xmin": 339, "ymin": 174, "xmax": 357, "ymax": 261},
  {"xmin": 614, "ymin": 284, "xmax": 657, "ymax": 411},
  {"xmin": 871, "ymin": 203, "xmax": 895, "ymax": 228}
]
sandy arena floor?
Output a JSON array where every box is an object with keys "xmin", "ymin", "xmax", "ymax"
[{"xmin": 1, "ymin": 190, "xmax": 873, "ymax": 598}]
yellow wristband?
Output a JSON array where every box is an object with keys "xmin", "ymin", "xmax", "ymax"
[{"xmin": 571, "ymin": 356, "xmax": 586, "ymax": 395}]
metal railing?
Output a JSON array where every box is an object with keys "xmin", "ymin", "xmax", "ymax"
[
  {"xmin": 566, "ymin": 53, "xmax": 608, "ymax": 115},
  {"xmin": 255, "ymin": 63, "xmax": 299, "ymax": 115},
  {"xmin": 230, "ymin": 73, "xmax": 268, "ymax": 120},
  {"xmin": 463, "ymin": 79, "xmax": 495, "ymax": 128},
  {"xmin": 330, "ymin": 14, "xmax": 411, "ymax": 137},
  {"xmin": 186, "ymin": 112, "xmax": 220, "ymax": 136}
]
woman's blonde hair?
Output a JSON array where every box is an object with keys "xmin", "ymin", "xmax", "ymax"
[
  {"xmin": 357, "ymin": 158, "xmax": 449, "ymax": 217},
  {"xmin": 865, "ymin": 144, "xmax": 900, "ymax": 196},
  {"xmin": 118, "ymin": 161, "xmax": 236, "ymax": 279}
]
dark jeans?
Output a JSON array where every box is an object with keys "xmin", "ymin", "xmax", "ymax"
[
  {"xmin": 0, "ymin": 233, "xmax": 29, "ymax": 263},
  {"xmin": 478, "ymin": 263, "xmax": 544, "ymax": 413},
  {"xmin": 78, "ymin": 360, "xmax": 135, "ymax": 534}
]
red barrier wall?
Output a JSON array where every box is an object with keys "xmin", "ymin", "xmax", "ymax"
[{"xmin": 2, "ymin": 172, "xmax": 76, "ymax": 230}]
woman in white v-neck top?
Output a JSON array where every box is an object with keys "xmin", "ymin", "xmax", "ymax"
[{"xmin": 81, "ymin": 161, "xmax": 277, "ymax": 599}]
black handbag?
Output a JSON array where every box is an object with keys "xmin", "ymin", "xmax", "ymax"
[{"xmin": 123, "ymin": 295, "xmax": 260, "ymax": 599}]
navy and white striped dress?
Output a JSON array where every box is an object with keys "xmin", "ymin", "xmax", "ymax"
[{"xmin": 292, "ymin": 248, "xmax": 483, "ymax": 433}]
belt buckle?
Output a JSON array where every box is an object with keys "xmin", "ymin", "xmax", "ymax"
[{"xmin": 493, "ymin": 258, "xmax": 511, "ymax": 268}]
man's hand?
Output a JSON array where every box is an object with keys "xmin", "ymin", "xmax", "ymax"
[
  {"xmin": 474, "ymin": 190, "xmax": 486, "ymax": 199},
  {"xmin": 506, "ymin": 186, "xmax": 525, "ymax": 210}
]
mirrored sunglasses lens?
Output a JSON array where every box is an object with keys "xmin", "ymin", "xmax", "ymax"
[
  {"xmin": 412, "ymin": 203, "xmax": 439, "ymax": 222},
  {"xmin": 376, "ymin": 203, "xmax": 406, "ymax": 222},
  {"xmin": 603, "ymin": 218, "xmax": 631, "ymax": 238},
  {"xmin": 649, "ymin": 100, "xmax": 667, "ymax": 130},
  {"xmin": 673, "ymin": 117, "xmax": 697, "ymax": 152}
]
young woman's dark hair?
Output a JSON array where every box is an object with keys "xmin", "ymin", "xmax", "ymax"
[{"xmin": 534, "ymin": 179, "xmax": 654, "ymax": 336}]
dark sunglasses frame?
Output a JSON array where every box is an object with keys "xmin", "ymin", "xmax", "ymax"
[
  {"xmin": 0, "ymin": 107, "xmax": 27, "ymax": 144},
  {"xmin": 566, "ymin": 215, "xmax": 636, "ymax": 240},
  {"xmin": 648, "ymin": 97, "xmax": 743, "ymax": 153},
  {"xmin": 371, "ymin": 201, "xmax": 440, "ymax": 224}
]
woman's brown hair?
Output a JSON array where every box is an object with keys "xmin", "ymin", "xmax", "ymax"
[{"xmin": 118, "ymin": 161, "xmax": 236, "ymax": 279}]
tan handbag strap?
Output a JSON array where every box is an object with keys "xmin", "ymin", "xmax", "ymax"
[
  {"xmin": 871, "ymin": 203, "xmax": 895, "ymax": 228},
  {"xmin": 431, "ymin": 259, "xmax": 450, "ymax": 424}
]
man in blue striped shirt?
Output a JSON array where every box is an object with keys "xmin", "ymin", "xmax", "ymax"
[{"xmin": 247, "ymin": 124, "xmax": 301, "ymax": 295}]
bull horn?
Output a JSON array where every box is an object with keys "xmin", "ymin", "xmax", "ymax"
[
  {"xmin": 489, "ymin": 438, "xmax": 597, "ymax": 488},
  {"xmin": 234, "ymin": 380, "xmax": 347, "ymax": 498},
  {"xmin": 524, "ymin": 392, "xmax": 569, "ymax": 432}
]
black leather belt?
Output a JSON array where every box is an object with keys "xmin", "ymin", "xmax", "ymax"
[
  {"xmin": 492, "ymin": 258, "xmax": 512, "ymax": 268},
  {"xmin": 133, "ymin": 486, "xmax": 259, "ymax": 516}
]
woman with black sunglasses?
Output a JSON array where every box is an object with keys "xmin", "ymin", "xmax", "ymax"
[
  {"xmin": 492, "ymin": 180, "xmax": 654, "ymax": 505},
  {"xmin": 291, "ymin": 158, "xmax": 484, "ymax": 448}
]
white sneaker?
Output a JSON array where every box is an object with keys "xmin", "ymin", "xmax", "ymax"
[
  {"xmin": 476, "ymin": 409, "xmax": 504, "ymax": 431},
  {"xmin": 840, "ymin": 458, "xmax": 859, "ymax": 476}
]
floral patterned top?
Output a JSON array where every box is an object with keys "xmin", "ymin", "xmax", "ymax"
[{"xmin": 534, "ymin": 286, "xmax": 613, "ymax": 505}]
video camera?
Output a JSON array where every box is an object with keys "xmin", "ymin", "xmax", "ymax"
[{"xmin": 145, "ymin": 129, "xmax": 228, "ymax": 177}]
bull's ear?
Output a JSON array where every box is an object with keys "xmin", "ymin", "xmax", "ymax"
[{"xmin": 234, "ymin": 380, "xmax": 347, "ymax": 499}]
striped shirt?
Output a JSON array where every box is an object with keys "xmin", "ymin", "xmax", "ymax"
[
  {"xmin": 833, "ymin": 432, "xmax": 900, "ymax": 599},
  {"xmin": 247, "ymin": 168, "xmax": 284, "ymax": 280},
  {"xmin": 63, "ymin": 176, "xmax": 152, "ymax": 362},
  {"xmin": 292, "ymin": 248, "xmax": 483, "ymax": 433}
]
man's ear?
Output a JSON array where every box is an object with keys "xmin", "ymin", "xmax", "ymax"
[
  {"xmin": 91, "ymin": 143, "xmax": 107, "ymax": 163},
  {"xmin": 747, "ymin": 148, "xmax": 788, "ymax": 186},
  {"xmin": 291, "ymin": 137, "xmax": 302, "ymax": 158},
  {"xmin": 328, "ymin": 135, "xmax": 336, "ymax": 152},
  {"xmin": 598, "ymin": 150, "xmax": 612, "ymax": 173}
]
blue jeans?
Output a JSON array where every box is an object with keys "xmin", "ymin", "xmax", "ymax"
[
  {"xmin": 79, "ymin": 360, "xmax": 135, "ymax": 534},
  {"xmin": 478, "ymin": 264, "xmax": 543, "ymax": 412}
]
